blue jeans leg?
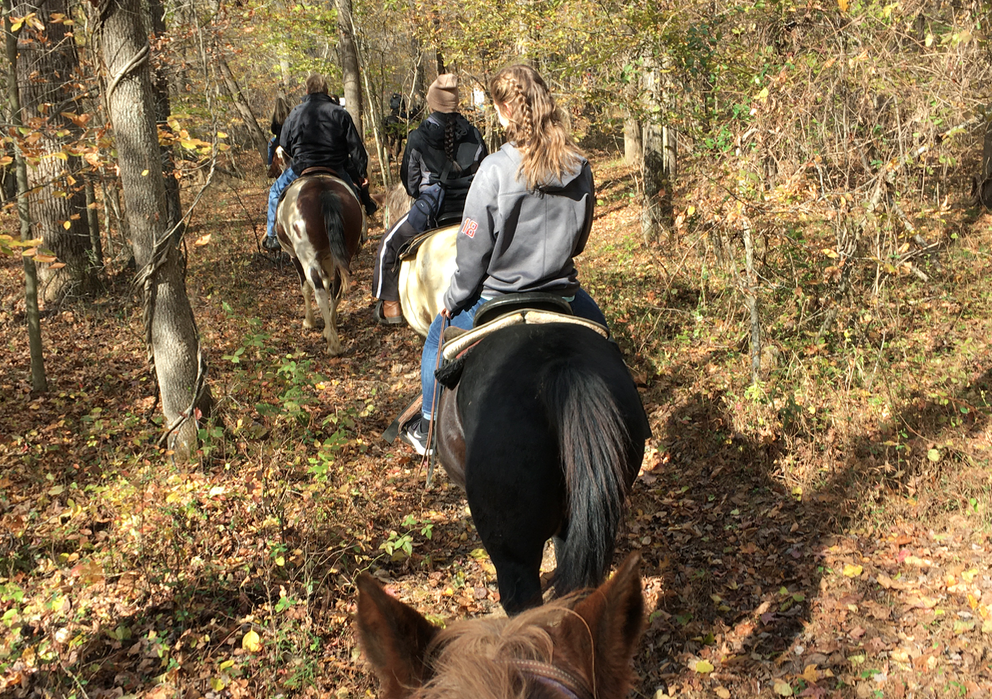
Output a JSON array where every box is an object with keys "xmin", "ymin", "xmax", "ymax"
[
  {"xmin": 267, "ymin": 168, "xmax": 299, "ymax": 238},
  {"xmin": 420, "ymin": 297, "xmax": 486, "ymax": 420},
  {"xmin": 569, "ymin": 287, "xmax": 610, "ymax": 331}
]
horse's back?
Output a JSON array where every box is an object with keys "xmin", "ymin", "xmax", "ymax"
[{"xmin": 399, "ymin": 224, "xmax": 458, "ymax": 337}]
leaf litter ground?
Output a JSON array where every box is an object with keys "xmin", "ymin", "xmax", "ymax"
[{"xmin": 0, "ymin": 156, "xmax": 991, "ymax": 698}]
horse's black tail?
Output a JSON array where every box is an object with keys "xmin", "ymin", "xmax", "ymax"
[
  {"xmin": 545, "ymin": 363, "xmax": 631, "ymax": 594},
  {"xmin": 320, "ymin": 189, "xmax": 351, "ymax": 298}
]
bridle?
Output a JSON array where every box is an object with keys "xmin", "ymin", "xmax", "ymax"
[{"xmin": 513, "ymin": 659, "xmax": 595, "ymax": 699}]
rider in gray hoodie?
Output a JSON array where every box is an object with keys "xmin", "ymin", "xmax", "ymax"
[
  {"xmin": 402, "ymin": 64, "xmax": 607, "ymax": 456},
  {"xmin": 443, "ymin": 142, "xmax": 595, "ymax": 314}
]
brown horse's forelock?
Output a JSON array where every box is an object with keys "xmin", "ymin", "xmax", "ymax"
[{"xmin": 415, "ymin": 598, "xmax": 586, "ymax": 699}]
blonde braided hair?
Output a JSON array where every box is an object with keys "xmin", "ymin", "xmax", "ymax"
[{"xmin": 490, "ymin": 64, "xmax": 582, "ymax": 191}]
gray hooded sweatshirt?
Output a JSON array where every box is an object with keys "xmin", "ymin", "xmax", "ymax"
[{"xmin": 443, "ymin": 143, "xmax": 594, "ymax": 314}]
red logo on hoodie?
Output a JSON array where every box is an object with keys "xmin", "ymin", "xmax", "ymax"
[{"xmin": 460, "ymin": 219, "xmax": 478, "ymax": 239}]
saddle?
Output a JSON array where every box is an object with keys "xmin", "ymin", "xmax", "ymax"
[
  {"xmin": 396, "ymin": 221, "xmax": 460, "ymax": 262},
  {"xmin": 434, "ymin": 293, "xmax": 609, "ymax": 389}
]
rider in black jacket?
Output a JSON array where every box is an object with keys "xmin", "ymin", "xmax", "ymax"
[
  {"xmin": 264, "ymin": 74, "xmax": 377, "ymax": 252},
  {"xmin": 372, "ymin": 74, "xmax": 487, "ymax": 324}
]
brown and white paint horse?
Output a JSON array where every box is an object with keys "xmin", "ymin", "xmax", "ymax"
[
  {"xmin": 357, "ymin": 553, "xmax": 645, "ymax": 699},
  {"xmin": 274, "ymin": 171, "xmax": 365, "ymax": 355}
]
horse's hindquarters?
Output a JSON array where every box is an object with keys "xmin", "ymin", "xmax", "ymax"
[
  {"xmin": 444, "ymin": 322, "xmax": 650, "ymax": 613},
  {"xmin": 276, "ymin": 176, "xmax": 366, "ymax": 354}
]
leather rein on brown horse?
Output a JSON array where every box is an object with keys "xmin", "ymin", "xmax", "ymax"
[{"xmin": 512, "ymin": 659, "xmax": 595, "ymax": 699}]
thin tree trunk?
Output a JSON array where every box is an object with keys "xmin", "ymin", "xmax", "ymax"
[
  {"xmin": 623, "ymin": 115, "xmax": 641, "ymax": 166},
  {"xmin": 3, "ymin": 0, "xmax": 46, "ymax": 392},
  {"xmin": 742, "ymin": 220, "xmax": 761, "ymax": 386},
  {"xmin": 334, "ymin": 0, "xmax": 363, "ymax": 135},
  {"xmin": 98, "ymin": 0, "xmax": 209, "ymax": 461},
  {"xmin": 217, "ymin": 57, "xmax": 268, "ymax": 164},
  {"xmin": 977, "ymin": 112, "xmax": 992, "ymax": 208},
  {"xmin": 84, "ymin": 179, "xmax": 103, "ymax": 271},
  {"xmin": 641, "ymin": 51, "xmax": 676, "ymax": 244}
]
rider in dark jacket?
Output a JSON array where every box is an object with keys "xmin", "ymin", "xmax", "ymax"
[
  {"xmin": 264, "ymin": 74, "xmax": 377, "ymax": 252},
  {"xmin": 372, "ymin": 74, "xmax": 487, "ymax": 324}
]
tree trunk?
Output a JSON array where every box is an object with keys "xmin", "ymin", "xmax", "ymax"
[
  {"xmin": 641, "ymin": 53, "xmax": 676, "ymax": 244},
  {"xmin": 98, "ymin": 0, "xmax": 209, "ymax": 461},
  {"xmin": 147, "ymin": 0, "xmax": 184, "ymax": 234},
  {"xmin": 15, "ymin": 0, "xmax": 94, "ymax": 301},
  {"xmin": 977, "ymin": 112, "xmax": 992, "ymax": 208},
  {"xmin": 217, "ymin": 57, "xmax": 268, "ymax": 164},
  {"xmin": 623, "ymin": 115, "xmax": 642, "ymax": 166},
  {"xmin": 3, "ymin": 0, "xmax": 46, "ymax": 392},
  {"xmin": 334, "ymin": 0, "xmax": 363, "ymax": 135}
]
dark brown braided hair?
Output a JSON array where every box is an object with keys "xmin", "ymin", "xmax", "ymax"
[
  {"xmin": 443, "ymin": 114, "xmax": 463, "ymax": 173},
  {"xmin": 490, "ymin": 64, "xmax": 582, "ymax": 190}
]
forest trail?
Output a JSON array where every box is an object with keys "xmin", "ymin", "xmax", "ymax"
[{"xmin": 1, "ymin": 158, "xmax": 991, "ymax": 697}]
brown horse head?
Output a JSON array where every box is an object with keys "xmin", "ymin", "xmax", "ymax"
[{"xmin": 357, "ymin": 554, "xmax": 645, "ymax": 699}]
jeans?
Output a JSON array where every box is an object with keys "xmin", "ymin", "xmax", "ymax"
[
  {"xmin": 266, "ymin": 167, "xmax": 299, "ymax": 238},
  {"xmin": 419, "ymin": 287, "xmax": 608, "ymax": 419}
]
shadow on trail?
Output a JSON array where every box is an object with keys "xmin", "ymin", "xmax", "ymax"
[{"xmin": 619, "ymin": 355, "xmax": 990, "ymax": 695}]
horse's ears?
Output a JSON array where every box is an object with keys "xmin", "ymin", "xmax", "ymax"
[
  {"xmin": 356, "ymin": 573, "xmax": 440, "ymax": 699},
  {"xmin": 557, "ymin": 554, "xmax": 645, "ymax": 692}
]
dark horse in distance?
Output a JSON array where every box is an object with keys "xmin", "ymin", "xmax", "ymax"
[{"xmin": 433, "ymin": 314, "xmax": 651, "ymax": 614}]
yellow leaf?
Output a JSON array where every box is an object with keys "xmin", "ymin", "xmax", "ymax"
[
  {"xmin": 925, "ymin": 33, "xmax": 933, "ymax": 47},
  {"xmin": 217, "ymin": 131, "xmax": 228, "ymax": 139},
  {"xmin": 686, "ymin": 205, "xmax": 695, "ymax": 216},
  {"xmin": 961, "ymin": 569, "xmax": 979, "ymax": 583},
  {"xmin": 801, "ymin": 664, "xmax": 820, "ymax": 683},
  {"xmin": 141, "ymin": 169, "xmax": 149, "ymax": 176},
  {"xmin": 693, "ymin": 660, "xmax": 714, "ymax": 673},
  {"xmin": 63, "ymin": 220, "xmax": 72, "ymax": 230},
  {"xmin": 842, "ymin": 563, "xmax": 863, "ymax": 577},
  {"xmin": 837, "ymin": 0, "xmax": 848, "ymax": 11},
  {"xmin": 757, "ymin": 87, "xmax": 769, "ymax": 103},
  {"xmin": 715, "ymin": 688, "xmax": 731, "ymax": 699},
  {"xmin": 195, "ymin": 234, "xmax": 212, "ymax": 247},
  {"xmin": 822, "ymin": 248, "xmax": 839, "ymax": 259},
  {"xmin": 242, "ymin": 629, "xmax": 262, "ymax": 653},
  {"xmin": 773, "ymin": 680, "xmax": 793, "ymax": 696}
]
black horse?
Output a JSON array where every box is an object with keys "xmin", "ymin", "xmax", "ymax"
[
  {"xmin": 433, "ymin": 318, "xmax": 651, "ymax": 614},
  {"xmin": 382, "ymin": 93, "xmax": 423, "ymax": 162}
]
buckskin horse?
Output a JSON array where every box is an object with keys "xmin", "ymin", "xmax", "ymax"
[
  {"xmin": 383, "ymin": 183, "xmax": 457, "ymax": 337},
  {"xmin": 274, "ymin": 170, "xmax": 365, "ymax": 355},
  {"xmin": 427, "ymin": 305, "xmax": 651, "ymax": 615},
  {"xmin": 357, "ymin": 552, "xmax": 645, "ymax": 699}
]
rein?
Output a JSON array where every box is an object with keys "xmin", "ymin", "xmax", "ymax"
[
  {"xmin": 422, "ymin": 313, "xmax": 450, "ymax": 485},
  {"xmin": 513, "ymin": 659, "xmax": 595, "ymax": 699}
]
